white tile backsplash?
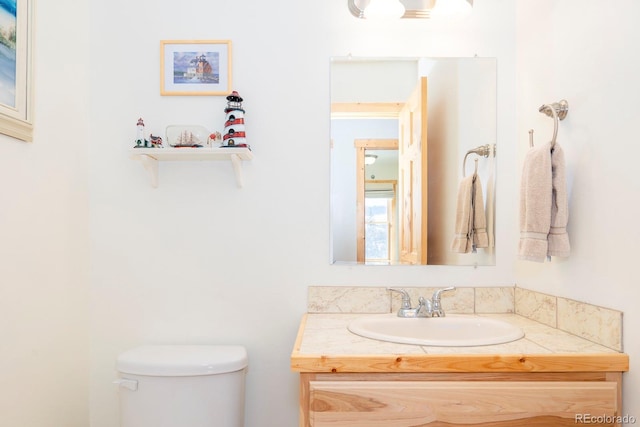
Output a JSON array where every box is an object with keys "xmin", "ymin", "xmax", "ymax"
[
  {"xmin": 307, "ymin": 285, "xmax": 623, "ymax": 351},
  {"xmin": 514, "ymin": 287, "xmax": 557, "ymax": 327},
  {"xmin": 557, "ymin": 297, "xmax": 622, "ymax": 351},
  {"xmin": 307, "ymin": 286, "xmax": 390, "ymax": 313}
]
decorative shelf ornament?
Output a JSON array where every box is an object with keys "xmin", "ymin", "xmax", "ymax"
[{"xmin": 222, "ymin": 91, "xmax": 248, "ymax": 148}]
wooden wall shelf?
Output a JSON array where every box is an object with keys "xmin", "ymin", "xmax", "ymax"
[{"xmin": 129, "ymin": 147, "xmax": 253, "ymax": 188}]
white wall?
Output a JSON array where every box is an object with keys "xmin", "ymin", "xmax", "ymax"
[
  {"xmin": 87, "ymin": 1, "xmax": 516, "ymax": 426},
  {"xmin": 515, "ymin": 0, "xmax": 640, "ymax": 418},
  {"xmin": 10, "ymin": 1, "xmax": 637, "ymax": 426},
  {"xmin": 0, "ymin": 1, "xmax": 90, "ymax": 426}
]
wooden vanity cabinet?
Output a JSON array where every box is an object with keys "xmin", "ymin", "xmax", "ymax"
[{"xmin": 299, "ymin": 371, "xmax": 623, "ymax": 427}]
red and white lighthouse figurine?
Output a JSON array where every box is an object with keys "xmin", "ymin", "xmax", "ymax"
[{"xmin": 222, "ymin": 91, "xmax": 247, "ymax": 148}]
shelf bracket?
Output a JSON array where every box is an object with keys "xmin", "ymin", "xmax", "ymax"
[
  {"xmin": 139, "ymin": 155, "xmax": 159, "ymax": 188},
  {"xmin": 230, "ymin": 154, "xmax": 244, "ymax": 188}
]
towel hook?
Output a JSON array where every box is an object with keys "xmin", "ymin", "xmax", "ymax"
[
  {"xmin": 531, "ymin": 99, "xmax": 569, "ymax": 149},
  {"xmin": 540, "ymin": 100, "xmax": 569, "ymax": 147},
  {"xmin": 462, "ymin": 144, "xmax": 494, "ymax": 177}
]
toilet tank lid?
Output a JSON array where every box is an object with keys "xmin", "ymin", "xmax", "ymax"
[{"xmin": 117, "ymin": 345, "xmax": 248, "ymax": 376}]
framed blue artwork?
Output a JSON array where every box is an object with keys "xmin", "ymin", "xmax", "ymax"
[
  {"xmin": 160, "ymin": 40, "xmax": 232, "ymax": 96},
  {"xmin": 0, "ymin": 0, "xmax": 33, "ymax": 142}
]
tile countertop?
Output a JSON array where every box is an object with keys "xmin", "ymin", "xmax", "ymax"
[{"xmin": 290, "ymin": 313, "xmax": 629, "ymax": 373}]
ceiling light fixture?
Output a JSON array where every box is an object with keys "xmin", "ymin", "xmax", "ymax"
[
  {"xmin": 364, "ymin": 0, "xmax": 406, "ymax": 19},
  {"xmin": 431, "ymin": 0, "xmax": 472, "ymax": 17},
  {"xmin": 364, "ymin": 154, "xmax": 378, "ymax": 165},
  {"xmin": 348, "ymin": 0, "xmax": 472, "ymax": 19}
]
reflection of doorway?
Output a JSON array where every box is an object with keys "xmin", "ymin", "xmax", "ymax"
[
  {"xmin": 355, "ymin": 139, "xmax": 398, "ymax": 263},
  {"xmin": 364, "ymin": 181, "xmax": 397, "ymax": 264}
]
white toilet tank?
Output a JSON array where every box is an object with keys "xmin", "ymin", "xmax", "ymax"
[{"xmin": 116, "ymin": 345, "xmax": 248, "ymax": 427}]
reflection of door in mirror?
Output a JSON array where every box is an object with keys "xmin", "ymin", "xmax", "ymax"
[
  {"xmin": 398, "ymin": 77, "xmax": 427, "ymax": 265},
  {"xmin": 352, "ymin": 78, "xmax": 426, "ymax": 266}
]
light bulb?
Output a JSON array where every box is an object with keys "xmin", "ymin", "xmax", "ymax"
[
  {"xmin": 364, "ymin": 0, "xmax": 406, "ymax": 20},
  {"xmin": 431, "ymin": 0, "xmax": 472, "ymax": 18}
]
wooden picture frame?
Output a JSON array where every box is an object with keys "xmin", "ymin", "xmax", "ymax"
[
  {"xmin": 160, "ymin": 40, "xmax": 232, "ymax": 96},
  {"xmin": 0, "ymin": 0, "xmax": 34, "ymax": 142}
]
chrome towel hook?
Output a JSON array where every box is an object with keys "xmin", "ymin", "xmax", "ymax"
[
  {"xmin": 462, "ymin": 144, "xmax": 495, "ymax": 177},
  {"xmin": 529, "ymin": 99, "xmax": 569, "ymax": 148},
  {"xmin": 539, "ymin": 100, "xmax": 569, "ymax": 121}
]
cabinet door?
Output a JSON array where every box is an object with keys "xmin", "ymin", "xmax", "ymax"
[{"xmin": 309, "ymin": 380, "xmax": 619, "ymax": 426}]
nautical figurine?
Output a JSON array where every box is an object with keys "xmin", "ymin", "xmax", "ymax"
[
  {"xmin": 207, "ymin": 131, "xmax": 222, "ymax": 147},
  {"xmin": 134, "ymin": 118, "xmax": 150, "ymax": 148},
  {"xmin": 170, "ymin": 130, "xmax": 203, "ymax": 147},
  {"xmin": 222, "ymin": 91, "xmax": 247, "ymax": 148},
  {"xmin": 149, "ymin": 134, "xmax": 164, "ymax": 148}
]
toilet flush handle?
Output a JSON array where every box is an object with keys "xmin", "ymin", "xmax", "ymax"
[{"xmin": 113, "ymin": 378, "xmax": 138, "ymax": 391}]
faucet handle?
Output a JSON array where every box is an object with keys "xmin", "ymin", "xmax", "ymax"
[
  {"xmin": 430, "ymin": 287, "xmax": 456, "ymax": 317},
  {"xmin": 387, "ymin": 288, "xmax": 412, "ymax": 309},
  {"xmin": 432, "ymin": 286, "xmax": 456, "ymax": 303}
]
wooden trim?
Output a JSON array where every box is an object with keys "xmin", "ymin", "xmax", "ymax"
[
  {"xmin": 354, "ymin": 139, "xmax": 398, "ymax": 149},
  {"xmin": 419, "ymin": 77, "xmax": 428, "ymax": 264},
  {"xmin": 331, "ymin": 102, "xmax": 403, "ymax": 119},
  {"xmin": 307, "ymin": 371, "xmax": 615, "ymax": 382},
  {"xmin": 299, "ymin": 373, "xmax": 314, "ymax": 427},
  {"xmin": 607, "ymin": 371, "xmax": 623, "ymax": 417},
  {"xmin": 291, "ymin": 314, "xmax": 308, "ymax": 356},
  {"xmin": 356, "ymin": 146, "xmax": 365, "ymax": 263},
  {"xmin": 291, "ymin": 352, "xmax": 630, "ymax": 374}
]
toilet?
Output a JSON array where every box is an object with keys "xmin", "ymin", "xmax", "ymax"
[{"xmin": 115, "ymin": 345, "xmax": 248, "ymax": 427}]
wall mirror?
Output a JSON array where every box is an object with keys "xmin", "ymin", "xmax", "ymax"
[{"xmin": 330, "ymin": 57, "xmax": 496, "ymax": 266}]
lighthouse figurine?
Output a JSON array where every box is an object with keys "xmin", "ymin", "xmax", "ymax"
[
  {"xmin": 222, "ymin": 91, "xmax": 248, "ymax": 148},
  {"xmin": 134, "ymin": 118, "xmax": 150, "ymax": 148}
]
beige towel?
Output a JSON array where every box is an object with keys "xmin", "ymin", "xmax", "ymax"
[
  {"xmin": 519, "ymin": 141, "xmax": 570, "ymax": 261},
  {"xmin": 471, "ymin": 174, "xmax": 489, "ymax": 250},
  {"xmin": 548, "ymin": 143, "xmax": 570, "ymax": 257},
  {"xmin": 451, "ymin": 173, "xmax": 488, "ymax": 253},
  {"xmin": 519, "ymin": 142, "xmax": 552, "ymax": 261}
]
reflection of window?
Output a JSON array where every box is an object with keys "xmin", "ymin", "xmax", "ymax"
[{"xmin": 365, "ymin": 198, "xmax": 392, "ymax": 264}]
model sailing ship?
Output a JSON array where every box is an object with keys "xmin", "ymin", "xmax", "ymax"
[{"xmin": 171, "ymin": 130, "xmax": 203, "ymax": 147}]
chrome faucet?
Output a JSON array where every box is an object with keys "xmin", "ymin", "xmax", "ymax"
[
  {"xmin": 388, "ymin": 287, "xmax": 456, "ymax": 318},
  {"xmin": 431, "ymin": 286, "xmax": 456, "ymax": 317}
]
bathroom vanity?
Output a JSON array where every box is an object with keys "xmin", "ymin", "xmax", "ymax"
[{"xmin": 291, "ymin": 313, "xmax": 629, "ymax": 427}]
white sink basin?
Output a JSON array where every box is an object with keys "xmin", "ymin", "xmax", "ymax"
[{"xmin": 348, "ymin": 314, "xmax": 524, "ymax": 347}]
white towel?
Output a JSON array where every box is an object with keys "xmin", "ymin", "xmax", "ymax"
[
  {"xmin": 451, "ymin": 173, "xmax": 488, "ymax": 253},
  {"xmin": 518, "ymin": 141, "xmax": 570, "ymax": 261}
]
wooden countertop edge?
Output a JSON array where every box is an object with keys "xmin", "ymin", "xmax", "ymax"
[
  {"xmin": 290, "ymin": 352, "xmax": 629, "ymax": 373},
  {"xmin": 291, "ymin": 314, "xmax": 629, "ymax": 373},
  {"xmin": 292, "ymin": 313, "xmax": 309, "ymax": 355}
]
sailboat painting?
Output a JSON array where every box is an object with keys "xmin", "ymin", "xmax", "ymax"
[{"xmin": 0, "ymin": 0, "xmax": 17, "ymax": 108}]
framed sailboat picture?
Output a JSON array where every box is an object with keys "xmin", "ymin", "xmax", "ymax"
[
  {"xmin": 160, "ymin": 40, "xmax": 232, "ymax": 96},
  {"xmin": 0, "ymin": 0, "xmax": 33, "ymax": 142}
]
